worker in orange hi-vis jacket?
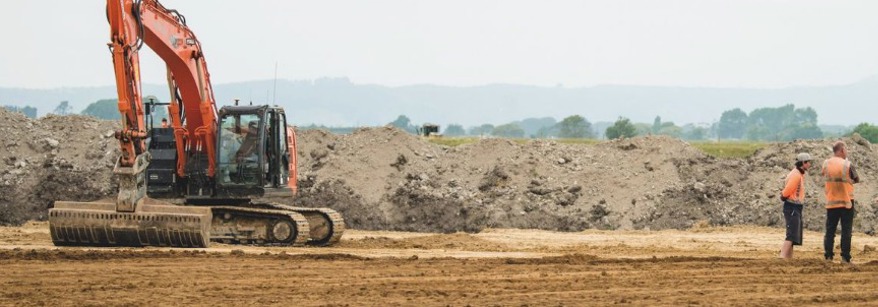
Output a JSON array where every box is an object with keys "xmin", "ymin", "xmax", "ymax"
[
  {"xmin": 822, "ymin": 141, "xmax": 860, "ymax": 264},
  {"xmin": 779, "ymin": 152, "xmax": 812, "ymax": 259}
]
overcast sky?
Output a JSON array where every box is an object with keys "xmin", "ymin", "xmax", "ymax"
[{"xmin": 2, "ymin": 0, "xmax": 878, "ymax": 89}]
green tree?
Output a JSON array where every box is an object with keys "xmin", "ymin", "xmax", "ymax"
[
  {"xmin": 443, "ymin": 124, "xmax": 466, "ymax": 136},
  {"xmin": 518, "ymin": 117, "xmax": 557, "ymax": 138},
  {"xmin": 746, "ymin": 104, "xmax": 793, "ymax": 140},
  {"xmin": 53, "ymin": 100, "xmax": 72, "ymax": 115},
  {"xmin": 556, "ymin": 115, "xmax": 593, "ymax": 138},
  {"xmin": 652, "ymin": 116, "xmax": 662, "ymax": 134},
  {"xmin": 22, "ymin": 106, "xmax": 36, "ymax": 118},
  {"xmin": 81, "ymin": 99, "xmax": 120, "ymax": 120},
  {"xmin": 745, "ymin": 104, "xmax": 821, "ymax": 141},
  {"xmin": 656, "ymin": 122, "xmax": 683, "ymax": 137},
  {"xmin": 784, "ymin": 106, "xmax": 821, "ymax": 140},
  {"xmin": 633, "ymin": 123, "xmax": 652, "ymax": 136},
  {"xmin": 389, "ymin": 115, "xmax": 415, "ymax": 133},
  {"xmin": 718, "ymin": 108, "xmax": 748, "ymax": 139},
  {"xmin": 745, "ymin": 125, "xmax": 771, "ymax": 141},
  {"xmin": 788, "ymin": 124, "xmax": 823, "ymax": 140},
  {"xmin": 686, "ymin": 127, "xmax": 707, "ymax": 140},
  {"xmin": 3, "ymin": 105, "xmax": 37, "ymax": 118},
  {"xmin": 851, "ymin": 123, "xmax": 878, "ymax": 143},
  {"xmin": 534, "ymin": 125, "xmax": 557, "ymax": 138},
  {"xmin": 492, "ymin": 123, "xmax": 525, "ymax": 138},
  {"xmin": 469, "ymin": 124, "xmax": 494, "ymax": 136},
  {"xmin": 605, "ymin": 117, "xmax": 637, "ymax": 139}
]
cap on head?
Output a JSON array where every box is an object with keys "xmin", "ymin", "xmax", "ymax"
[{"xmin": 796, "ymin": 152, "xmax": 812, "ymax": 162}]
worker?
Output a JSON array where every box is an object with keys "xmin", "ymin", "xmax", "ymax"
[
  {"xmin": 236, "ymin": 120, "xmax": 261, "ymax": 163},
  {"xmin": 161, "ymin": 118, "xmax": 168, "ymax": 128},
  {"xmin": 822, "ymin": 141, "xmax": 860, "ymax": 264},
  {"xmin": 778, "ymin": 152, "xmax": 811, "ymax": 259}
]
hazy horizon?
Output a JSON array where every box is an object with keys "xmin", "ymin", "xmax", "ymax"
[
  {"xmin": 3, "ymin": 1, "xmax": 878, "ymax": 90},
  {"xmin": 4, "ymin": 76, "xmax": 878, "ymax": 128}
]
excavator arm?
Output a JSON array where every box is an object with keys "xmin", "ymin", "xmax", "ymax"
[
  {"xmin": 48, "ymin": 0, "xmax": 344, "ymax": 248},
  {"xmin": 47, "ymin": 0, "xmax": 214, "ymax": 247},
  {"xmin": 110, "ymin": 0, "xmax": 219, "ymax": 178},
  {"xmin": 107, "ymin": 0, "xmax": 220, "ymax": 211}
]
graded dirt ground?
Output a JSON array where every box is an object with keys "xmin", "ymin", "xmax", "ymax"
[
  {"xmin": 2, "ymin": 222, "xmax": 878, "ymax": 306},
  {"xmin": 4, "ymin": 110, "xmax": 878, "ymax": 305}
]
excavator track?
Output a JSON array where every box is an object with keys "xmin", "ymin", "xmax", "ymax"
[
  {"xmin": 209, "ymin": 206, "xmax": 310, "ymax": 246},
  {"xmin": 252, "ymin": 203, "xmax": 345, "ymax": 246}
]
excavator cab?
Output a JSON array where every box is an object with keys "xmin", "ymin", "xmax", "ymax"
[{"xmin": 215, "ymin": 105, "xmax": 292, "ymax": 199}]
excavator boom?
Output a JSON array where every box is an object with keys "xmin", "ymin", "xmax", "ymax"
[
  {"xmin": 48, "ymin": 0, "xmax": 212, "ymax": 247},
  {"xmin": 48, "ymin": 0, "xmax": 344, "ymax": 248}
]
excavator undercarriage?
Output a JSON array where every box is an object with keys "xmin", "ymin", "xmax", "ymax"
[
  {"xmin": 49, "ymin": 201, "xmax": 345, "ymax": 248},
  {"xmin": 209, "ymin": 203, "xmax": 344, "ymax": 246}
]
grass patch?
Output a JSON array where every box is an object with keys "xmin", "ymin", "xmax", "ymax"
[
  {"xmin": 426, "ymin": 137, "xmax": 601, "ymax": 147},
  {"xmin": 426, "ymin": 137, "xmax": 767, "ymax": 159},
  {"xmin": 426, "ymin": 137, "xmax": 480, "ymax": 147},
  {"xmin": 426, "ymin": 137, "xmax": 531, "ymax": 146},
  {"xmin": 555, "ymin": 138, "xmax": 601, "ymax": 145},
  {"xmin": 691, "ymin": 141, "xmax": 767, "ymax": 158}
]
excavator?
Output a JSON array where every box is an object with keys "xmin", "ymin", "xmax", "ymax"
[{"xmin": 47, "ymin": 0, "xmax": 343, "ymax": 248}]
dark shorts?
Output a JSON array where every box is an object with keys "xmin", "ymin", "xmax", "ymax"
[{"xmin": 783, "ymin": 202, "xmax": 804, "ymax": 245}]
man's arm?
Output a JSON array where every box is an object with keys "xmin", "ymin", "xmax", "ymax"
[
  {"xmin": 780, "ymin": 173, "xmax": 800, "ymax": 201},
  {"xmin": 850, "ymin": 164, "xmax": 861, "ymax": 184}
]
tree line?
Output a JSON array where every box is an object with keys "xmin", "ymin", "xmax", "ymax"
[
  {"xmin": 6, "ymin": 99, "xmax": 878, "ymax": 143},
  {"xmin": 383, "ymin": 104, "xmax": 878, "ymax": 143}
]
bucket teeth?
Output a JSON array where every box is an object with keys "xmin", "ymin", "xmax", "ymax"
[{"xmin": 48, "ymin": 201, "xmax": 212, "ymax": 248}]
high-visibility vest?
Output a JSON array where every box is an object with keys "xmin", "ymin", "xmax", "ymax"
[
  {"xmin": 822, "ymin": 157, "xmax": 853, "ymax": 209},
  {"xmin": 782, "ymin": 168, "xmax": 805, "ymax": 205}
]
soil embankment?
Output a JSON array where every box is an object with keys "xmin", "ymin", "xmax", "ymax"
[{"xmin": 3, "ymin": 108, "xmax": 878, "ymax": 233}]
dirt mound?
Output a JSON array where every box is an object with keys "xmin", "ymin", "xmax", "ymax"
[
  {"xmin": 3, "ymin": 110, "xmax": 877, "ymax": 235},
  {"xmin": 296, "ymin": 127, "xmax": 878, "ymax": 234},
  {"xmin": 641, "ymin": 137, "xmax": 878, "ymax": 233},
  {"xmin": 295, "ymin": 130, "xmax": 713, "ymax": 232},
  {"xmin": 0, "ymin": 108, "xmax": 119, "ymax": 225}
]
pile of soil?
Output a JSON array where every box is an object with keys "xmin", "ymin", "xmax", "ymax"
[
  {"xmin": 2, "ymin": 109, "xmax": 876, "ymax": 234},
  {"xmin": 294, "ymin": 127, "xmax": 878, "ymax": 234},
  {"xmin": 0, "ymin": 108, "xmax": 119, "ymax": 225}
]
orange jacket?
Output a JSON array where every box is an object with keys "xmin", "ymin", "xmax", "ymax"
[
  {"xmin": 822, "ymin": 157, "xmax": 853, "ymax": 209},
  {"xmin": 781, "ymin": 168, "xmax": 806, "ymax": 205}
]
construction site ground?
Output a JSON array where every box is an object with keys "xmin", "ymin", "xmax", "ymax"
[
  {"xmin": 2, "ymin": 222, "xmax": 878, "ymax": 306},
  {"xmin": 4, "ymin": 110, "xmax": 878, "ymax": 305}
]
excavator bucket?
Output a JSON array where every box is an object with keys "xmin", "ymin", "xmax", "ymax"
[{"xmin": 48, "ymin": 201, "xmax": 212, "ymax": 248}]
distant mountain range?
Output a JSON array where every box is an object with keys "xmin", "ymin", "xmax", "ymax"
[{"xmin": 2, "ymin": 76, "xmax": 877, "ymax": 128}]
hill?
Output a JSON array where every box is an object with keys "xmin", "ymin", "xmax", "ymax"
[{"xmin": 2, "ymin": 76, "xmax": 878, "ymax": 127}]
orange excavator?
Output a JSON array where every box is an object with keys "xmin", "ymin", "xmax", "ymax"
[{"xmin": 48, "ymin": 0, "xmax": 343, "ymax": 247}]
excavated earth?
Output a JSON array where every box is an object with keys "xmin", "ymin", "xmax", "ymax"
[
  {"xmin": 3, "ymin": 108, "xmax": 877, "ymax": 233},
  {"xmin": 3, "ymin": 108, "xmax": 878, "ymax": 305}
]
